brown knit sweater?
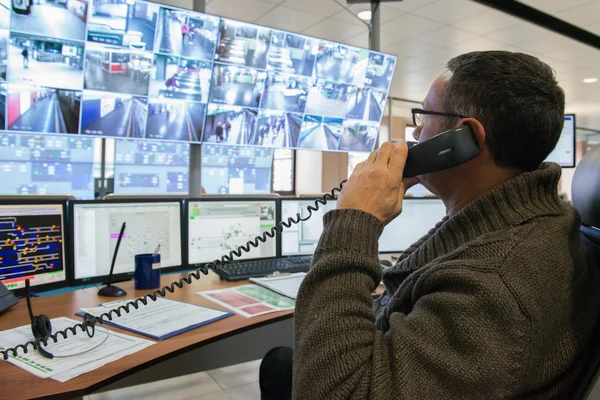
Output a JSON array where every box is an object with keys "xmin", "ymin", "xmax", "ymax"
[{"xmin": 293, "ymin": 163, "xmax": 600, "ymax": 399}]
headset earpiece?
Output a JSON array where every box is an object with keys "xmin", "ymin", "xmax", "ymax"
[{"xmin": 31, "ymin": 314, "xmax": 52, "ymax": 340}]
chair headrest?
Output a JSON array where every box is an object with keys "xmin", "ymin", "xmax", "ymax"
[{"xmin": 572, "ymin": 145, "xmax": 600, "ymax": 229}]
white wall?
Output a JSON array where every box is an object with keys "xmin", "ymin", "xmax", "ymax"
[{"xmin": 295, "ymin": 150, "xmax": 323, "ymax": 194}]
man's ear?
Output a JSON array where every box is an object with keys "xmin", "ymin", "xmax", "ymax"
[{"xmin": 461, "ymin": 118, "xmax": 486, "ymax": 149}]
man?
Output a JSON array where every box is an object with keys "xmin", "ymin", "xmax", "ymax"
[{"xmin": 260, "ymin": 51, "xmax": 600, "ymax": 399}]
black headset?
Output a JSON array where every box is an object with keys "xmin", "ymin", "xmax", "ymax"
[{"xmin": 25, "ymin": 280, "xmax": 54, "ymax": 359}]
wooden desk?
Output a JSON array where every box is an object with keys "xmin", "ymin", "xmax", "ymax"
[{"xmin": 0, "ymin": 272, "xmax": 293, "ymax": 400}]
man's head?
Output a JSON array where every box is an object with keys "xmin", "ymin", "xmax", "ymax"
[{"xmin": 413, "ymin": 51, "xmax": 565, "ymax": 203}]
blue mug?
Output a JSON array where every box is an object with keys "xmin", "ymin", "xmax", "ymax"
[{"xmin": 134, "ymin": 253, "xmax": 161, "ymax": 290}]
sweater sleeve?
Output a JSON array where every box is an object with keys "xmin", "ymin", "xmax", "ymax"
[{"xmin": 293, "ymin": 209, "xmax": 530, "ymax": 400}]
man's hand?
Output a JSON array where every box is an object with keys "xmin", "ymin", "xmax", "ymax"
[{"xmin": 338, "ymin": 141, "xmax": 420, "ymax": 225}]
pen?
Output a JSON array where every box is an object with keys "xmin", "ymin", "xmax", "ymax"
[{"xmin": 153, "ymin": 244, "xmax": 160, "ymax": 256}]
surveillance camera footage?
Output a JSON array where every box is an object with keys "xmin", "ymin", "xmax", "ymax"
[
  {"xmin": 298, "ymin": 115, "xmax": 343, "ymax": 151},
  {"xmin": 8, "ymin": 32, "xmax": 84, "ymax": 91},
  {"xmin": 0, "ymin": 0, "xmax": 396, "ymax": 152},
  {"xmin": 0, "ymin": 28, "xmax": 7, "ymax": 81},
  {"xmin": 253, "ymin": 110, "xmax": 301, "ymax": 148},
  {"xmin": 339, "ymin": 120, "xmax": 378, "ymax": 152},
  {"xmin": 87, "ymin": 0, "xmax": 158, "ymax": 51},
  {"xmin": 149, "ymin": 55, "xmax": 211, "ymax": 101},
  {"xmin": 261, "ymin": 73, "xmax": 310, "ymax": 114},
  {"xmin": 7, "ymin": 85, "xmax": 81, "ymax": 134},
  {"xmin": 11, "ymin": 0, "xmax": 88, "ymax": 42},
  {"xmin": 145, "ymin": 98, "xmax": 205, "ymax": 142},
  {"xmin": 345, "ymin": 87, "xmax": 386, "ymax": 122},
  {"xmin": 209, "ymin": 64, "xmax": 265, "ymax": 108},
  {"xmin": 215, "ymin": 19, "xmax": 271, "ymax": 69},
  {"xmin": 364, "ymin": 53, "xmax": 395, "ymax": 90},
  {"xmin": 154, "ymin": 7, "xmax": 219, "ymax": 62},
  {"xmin": 0, "ymin": 0, "xmax": 9, "ymax": 30},
  {"xmin": 267, "ymin": 31, "xmax": 318, "ymax": 77},
  {"xmin": 314, "ymin": 41, "xmax": 368, "ymax": 86},
  {"xmin": 80, "ymin": 91, "xmax": 147, "ymax": 138},
  {"xmin": 84, "ymin": 43, "xmax": 152, "ymax": 96},
  {"xmin": 203, "ymin": 103, "xmax": 257, "ymax": 145}
]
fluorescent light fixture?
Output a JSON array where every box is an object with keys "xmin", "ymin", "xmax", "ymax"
[
  {"xmin": 583, "ymin": 78, "xmax": 598, "ymax": 83},
  {"xmin": 358, "ymin": 10, "xmax": 371, "ymax": 20}
]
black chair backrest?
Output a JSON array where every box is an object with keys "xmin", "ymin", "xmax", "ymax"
[
  {"xmin": 572, "ymin": 145, "xmax": 600, "ymax": 263},
  {"xmin": 570, "ymin": 145, "xmax": 600, "ymax": 400}
]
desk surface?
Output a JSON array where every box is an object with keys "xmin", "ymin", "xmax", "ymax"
[{"xmin": 0, "ymin": 272, "xmax": 293, "ymax": 400}]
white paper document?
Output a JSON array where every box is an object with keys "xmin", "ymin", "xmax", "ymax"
[
  {"xmin": 80, "ymin": 297, "xmax": 233, "ymax": 340},
  {"xmin": 249, "ymin": 273, "xmax": 306, "ymax": 299},
  {"xmin": 0, "ymin": 317, "xmax": 153, "ymax": 382}
]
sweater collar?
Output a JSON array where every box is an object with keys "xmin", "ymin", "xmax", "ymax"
[{"xmin": 383, "ymin": 163, "xmax": 565, "ymax": 282}]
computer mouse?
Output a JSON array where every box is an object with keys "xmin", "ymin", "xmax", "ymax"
[{"xmin": 380, "ymin": 260, "xmax": 393, "ymax": 268}]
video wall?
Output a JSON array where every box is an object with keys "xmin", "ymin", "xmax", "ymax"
[{"xmin": 0, "ymin": 0, "xmax": 396, "ymax": 153}]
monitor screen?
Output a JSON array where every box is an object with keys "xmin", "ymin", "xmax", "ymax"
[
  {"xmin": 72, "ymin": 201, "xmax": 182, "ymax": 281},
  {"xmin": 379, "ymin": 199, "xmax": 447, "ymax": 253},
  {"xmin": 0, "ymin": 203, "xmax": 67, "ymax": 291},
  {"xmin": 545, "ymin": 114, "xmax": 576, "ymax": 168},
  {"xmin": 280, "ymin": 198, "xmax": 337, "ymax": 256},
  {"xmin": 0, "ymin": 133, "xmax": 97, "ymax": 199},
  {"xmin": 201, "ymin": 144, "xmax": 273, "ymax": 194},
  {"xmin": 0, "ymin": 1, "xmax": 396, "ymax": 151},
  {"xmin": 114, "ymin": 139, "xmax": 190, "ymax": 195},
  {"xmin": 187, "ymin": 199, "xmax": 277, "ymax": 264}
]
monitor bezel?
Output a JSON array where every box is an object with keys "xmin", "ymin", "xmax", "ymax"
[
  {"xmin": 0, "ymin": 199, "xmax": 69, "ymax": 296},
  {"xmin": 68, "ymin": 198, "xmax": 186, "ymax": 287},
  {"xmin": 378, "ymin": 197, "xmax": 447, "ymax": 255},
  {"xmin": 184, "ymin": 197, "xmax": 281, "ymax": 267}
]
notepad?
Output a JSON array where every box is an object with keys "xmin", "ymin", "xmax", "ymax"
[
  {"xmin": 249, "ymin": 273, "xmax": 306, "ymax": 299},
  {"xmin": 77, "ymin": 298, "xmax": 233, "ymax": 341}
]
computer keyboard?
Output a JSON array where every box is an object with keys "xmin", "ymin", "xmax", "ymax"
[{"xmin": 214, "ymin": 256, "xmax": 313, "ymax": 281}]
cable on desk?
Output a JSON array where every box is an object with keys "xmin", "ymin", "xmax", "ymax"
[{"xmin": 0, "ymin": 182, "xmax": 345, "ymax": 360}]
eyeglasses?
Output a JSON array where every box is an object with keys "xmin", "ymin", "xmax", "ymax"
[{"xmin": 411, "ymin": 108, "xmax": 466, "ymax": 127}]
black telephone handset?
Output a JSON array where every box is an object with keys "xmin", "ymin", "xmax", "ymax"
[
  {"xmin": 403, "ymin": 125, "xmax": 480, "ymax": 177},
  {"xmin": 0, "ymin": 124, "xmax": 482, "ymax": 360}
]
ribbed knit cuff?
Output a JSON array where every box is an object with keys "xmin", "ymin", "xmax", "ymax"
[{"xmin": 316, "ymin": 209, "xmax": 384, "ymax": 257}]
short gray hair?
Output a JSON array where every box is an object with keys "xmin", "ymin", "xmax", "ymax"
[{"xmin": 445, "ymin": 51, "xmax": 565, "ymax": 171}]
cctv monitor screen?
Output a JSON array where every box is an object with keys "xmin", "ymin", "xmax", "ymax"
[
  {"xmin": 545, "ymin": 114, "xmax": 576, "ymax": 168},
  {"xmin": 201, "ymin": 144, "xmax": 273, "ymax": 194},
  {"xmin": 280, "ymin": 198, "xmax": 337, "ymax": 256},
  {"xmin": 72, "ymin": 201, "xmax": 182, "ymax": 281},
  {"xmin": 0, "ymin": 203, "xmax": 67, "ymax": 291},
  {"xmin": 379, "ymin": 199, "xmax": 447, "ymax": 253},
  {"xmin": 0, "ymin": 133, "xmax": 98, "ymax": 199},
  {"xmin": 114, "ymin": 139, "xmax": 190, "ymax": 195},
  {"xmin": 0, "ymin": 0, "xmax": 396, "ymax": 152},
  {"xmin": 187, "ymin": 199, "xmax": 277, "ymax": 264}
]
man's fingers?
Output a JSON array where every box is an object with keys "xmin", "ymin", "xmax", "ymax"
[
  {"xmin": 388, "ymin": 140, "xmax": 410, "ymax": 173},
  {"xmin": 364, "ymin": 149, "xmax": 378, "ymax": 167},
  {"xmin": 375, "ymin": 142, "xmax": 395, "ymax": 167}
]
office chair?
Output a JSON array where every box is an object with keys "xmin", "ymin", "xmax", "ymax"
[{"xmin": 568, "ymin": 145, "xmax": 600, "ymax": 400}]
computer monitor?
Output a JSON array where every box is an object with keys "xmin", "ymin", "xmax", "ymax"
[
  {"xmin": 545, "ymin": 114, "xmax": 576, "ymax": 168},
  {"xmin": 280, "ymin": 198, "xmax": 338, "ymax": 256},
  {"xmin": 201, "ymin": 144, "xmax": 274, "ymax": 194},
  {"xmin": 187, "ymin": 198, "xmax": 278, "ymax": 265},
  {"xmin": 0, "ymin": 201, "xmax": 68, "ymax": 293},
  {"xmin": 379, "ymin": 199, "xmax": 447, "ymax": 253},
  {"xmin": 71, "ymin": 200, "xmax": 183, "ymax": 284}
]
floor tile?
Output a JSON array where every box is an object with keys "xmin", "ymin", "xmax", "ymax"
[
  {"xmin": 89, "ymin": 371, "xmax": 222, "ymax": 400},
  {"xmin": 226, "ymin": 382, "xmax": 261, "ymax": 400},
  {"xmin": 207, "ymin": 359, "xmax": 261, "ymax": 390}
]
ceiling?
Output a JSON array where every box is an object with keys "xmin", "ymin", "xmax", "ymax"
[{"xmin": 191, "ymin": 0, "xmax": 600, "ymax": 135}]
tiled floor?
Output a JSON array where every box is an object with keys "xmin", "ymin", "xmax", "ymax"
[{"xmin": 85, "ymin": 359, "xmax": 262, "ymax": 400}]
